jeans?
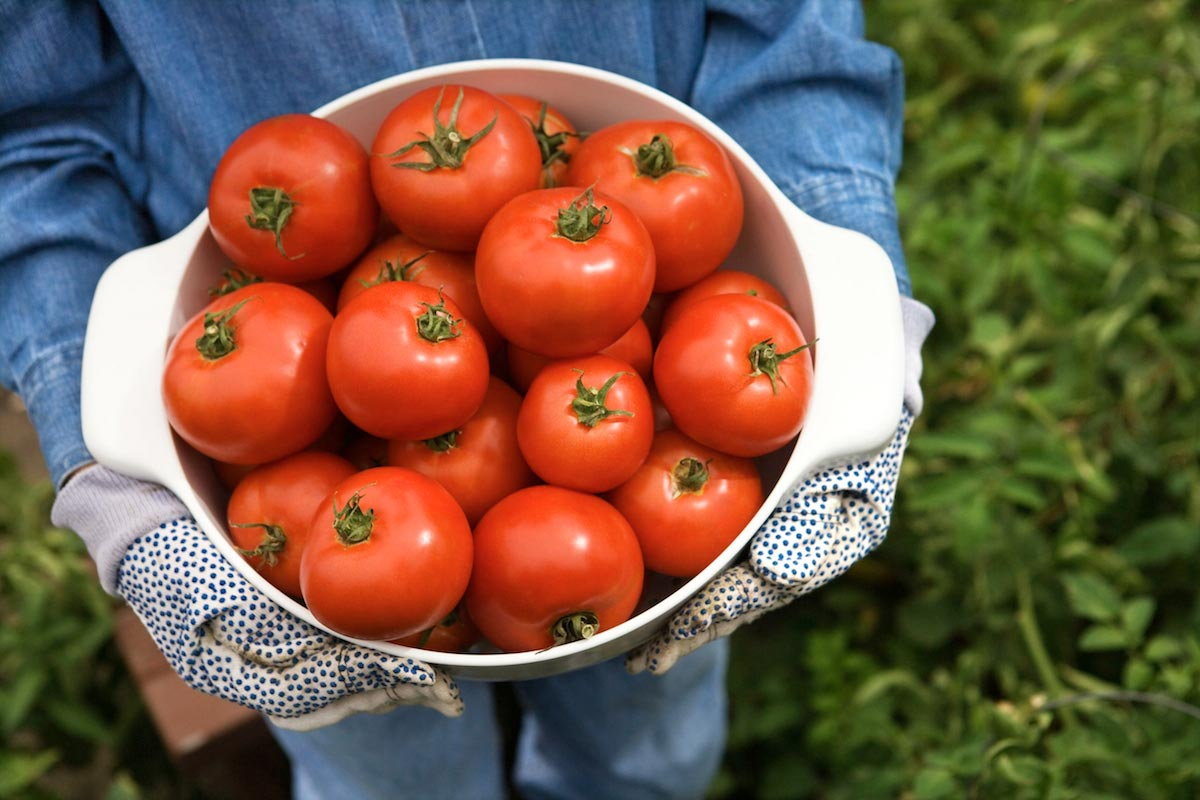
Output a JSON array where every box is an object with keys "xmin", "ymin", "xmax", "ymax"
[{"xmin": 271, "ymin": 641, "xmax": 729, "ymax": 800}]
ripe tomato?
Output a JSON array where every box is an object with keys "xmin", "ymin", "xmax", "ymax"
[
  {"xmin": 387, "ymin": 377, "xmax": 537, "ymax": 526},
  {"xmin": 336, "ymin": 232, "xmax": 502, "ymax": 354},
  {"xmin": 660, "ymin": 269, "xmax": 790, "ymax": 334},
  {"xmin": 302, "ymin": 466, "xmax": 474, "ymax": 640},
  {"xmin": 506, "ymin": 318, "xmax": 652, "ymax": 393},
  {"xmin": 226, "ymin": 450, "xmax": 356, "ymax": 598},
  {"xmin": 162, "ymin": 283, "xmax": 337, "ymax": 464},
  {"xmin": 606, "ymin": 429, "xmax": 764, "ymax": 578},
  {"xmin": 465, "ymin": 485, "xmax": 644, "ymax": 653},
  {"xmin": 498, "ymin": 94, "xmax": 581, "ymax": 188},
  {"xmin": 208, "ymin": 114, "xmax": 377, "ymax": 281},
  {"xmin": 653, "ymin": 293, "xmax": 814, "ymax": 458},
  {"xmin": 517, "ymin": 354, "xmax": 654, "ymax": 493},
  {"xmin": 391, "ymin": 605, "xmax": 481, "ymax": 653},
  {"xmin": 565, "ymin": 119, "xmax": 743, "ymax": 292},
  {"xmin": 326, "ymin": 281, "xmax": 489, "ymax": 440},
  {"xmin": 370, "ymin": 85, "xmax": 542, "ymax": 251},
  {"xmin": 476, "ymin": 186, "xmax": 655, "ymax": 358}
]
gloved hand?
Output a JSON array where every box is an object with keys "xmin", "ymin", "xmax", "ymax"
[
  {"xmin": 628, "ymin": 296, "xmax": 933, "ymax": 675},
  {"xmin": 51, "ymin": 465, "xmax": 463, "ymax": 729}
]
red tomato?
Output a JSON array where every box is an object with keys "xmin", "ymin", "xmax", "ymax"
[
  {"xmin": 391, "ymin": 605, "xmax": 481, "ymax": 653},
  {"xmin": 517, "ymin": 354, "xmax": 654, "ymax": 493},
  {"xmin": 506, "ymin": 318, "xmax": 652, "ymax": 393},
  {"xmin": 466, "ymin": 485, "xmax": 644, "ymax": 653},
  {"xmin": 162, "ymin": 283, "xmax": 337, "ymax": 464},
  {"xmin": 208, "ymin": 114, "xmax": 377, "ymax": 281},
  {"xmin": 653, "ymin": 293, "xmax": 814, "ymax": 458},
  {"xmin": 565, "ymin": 119, "xmax": 743, "ymax": 292},
  {"xmin": 476, "ymin": 186, "xmax": 655, "ymax": 358},
  {"xmin": 326, "ymin": 281, "xmax": 489, "ymax": 440},
  {"xmin": 498, "ymin": 94, "xmax": 581, "ymax": 188},
  {"xmin": 336, "ymin": 232, "xmax": 502, "ymax": 354},
  {"xmin": 606, "ymin": 429, "xmax": 765, "ymax": 578},
  {"xmin": 302, "ymin": 467, "xmax": 474, "ymax": 640},
  {"xmin": 226, "ymin": 450, "xmax": 356, "ymax": 598},
  {"xmin": 370, "ymin": 85, "xmax": 542, "ymax": 251},
  {"xmin": 660, "ymin": 269, "xmax": 790, "ymax": 334},
  {"xmin": 387, "ymin": 377, "xmax": 537, "ymax": 526}
]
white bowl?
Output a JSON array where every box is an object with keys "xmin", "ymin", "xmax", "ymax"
[{"xmin": 82, "ymin": 59, "xmax": 904, "ymax": 681}]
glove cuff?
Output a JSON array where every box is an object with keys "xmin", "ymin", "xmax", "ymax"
[
  {"xmin": 901, "ymin": 296, "xmax": 935, "ymax": 416},
  {"xmin": 50, "ymin": 464, "xmax": 188, "ymax": 595}
]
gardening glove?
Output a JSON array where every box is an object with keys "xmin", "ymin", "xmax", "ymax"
[
  {"xmin": 51, "ymin": 465, "xmax": 463, "ymax": 729},
  {"xmin": 628, "ymin": 296, "xmax": 933, "ymax": 675}
]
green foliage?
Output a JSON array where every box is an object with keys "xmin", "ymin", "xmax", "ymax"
[{"xmin": 717, "ymin": 0, "xmax": 1200, "ymax": 796}]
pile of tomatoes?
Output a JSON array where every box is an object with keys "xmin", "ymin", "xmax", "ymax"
[{"xmin": 161, "ymin": 83, "xmax": 815, "ymax": 655}]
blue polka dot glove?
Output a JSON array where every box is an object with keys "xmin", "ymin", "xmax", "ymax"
[
  {"xmin": 627, "ymin": 297, "xmax": 933, "ymax": 675},
  {"xmin": 52, "ymin": 466, "xmax": 463, "ymax": 729}
]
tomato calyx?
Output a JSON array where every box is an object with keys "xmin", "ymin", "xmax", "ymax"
[
  {"xmin": 245, "ymin": 186, "xmax": 303, "ymax": 259},
  {"xmin": 622, "ymin": 134, "xmax": 707, "ymax": 180},
  {"xmin": 550, "ymin": 611, "xmax": 600, "ymax": 645},
  {"xmin": 555, "ymin": 187, "xmax": 611, "ymax": 242},
  {"xmin": 747, "ymin": 338, "xmax": 815, "ymax": 395},
  {"xmin": 415, "ymin": 293, "xmax": 464, "ymax": 343},
  {"xmin": 384, "ymin": 87, "xmax": 497, "ymax": 172},
  {"xmin": 231, "ymin": 522, "xmax": 287, "ymax": 567},
  {"xmin": 671, "ymin": 457, "xmax": 711, "ymax": 497},
  {"xmin": 331, "ymin": 489, "xmax": 375, "ymax": 546},
  {"xmin": 209, "ymin": 268, "xmax": 263, "ymax": 298},
  {"xmin": 194, "ymin": 297, "xmax": 251, "ymax": 361},
  {"xmin": 359, "ymin": 252, "xmax": 432, "ymax": 289},
  {"xmin": 422, "ymin": 429, "xmax": 461, "ymax": 452},
  {"xmin": 526, "ymin": 102, "xmax": 581, "ymax": 187},
  {"xmin": 571, "ymin": 370, "xmax": 635, "ymax": 428}
]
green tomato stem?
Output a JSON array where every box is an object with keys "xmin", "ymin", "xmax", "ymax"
[
  {"xmin": 384, "ymin": 86, "xmax": 497, "ymax": 171},
  {"xmin": 245, "ymin": 186, "xmax": 302, "ymax": 259},
  {"xmin": 231, "ymin": 522, "xmax": 287, "ymax": 567},
  {"xmin": 551, "ymin": 611, "xmax": 600, "ymax": 645},
  {"xmin": 571, "ymin": 370, "xmax": 634, "ymax": 428}
]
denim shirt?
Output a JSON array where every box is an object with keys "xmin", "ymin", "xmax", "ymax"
[{"xmin": 0, "ymin": 0, "xmax": 908, "ymax": 488}]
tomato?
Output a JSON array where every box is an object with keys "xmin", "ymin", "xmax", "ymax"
[
  {"xmin": 226, "ymin": 450, "xmax": 356, "ymax": 598},
  {"xmin": 326, "ymin": 281, "xmax": 489, "ymax": 440},
  {"xmin": 517, "ymin": 354, "xmax": 654, "ymax": 493},
  {"xmin": 653, "ymin": 293, "xmax": 814, "ymax": 458},
  {"xmin": 336, "ymin": 232, "xmax": 502, "ymax": 354},
  {"xmin": 465, "ymin": 485, "xmax": 644, "ymax": 653},
  {"xmin": 208, "ymin": 114, "xmax": 377, "ymax": 281},
  {"xmin": 370, "ymin": 85, "xmax": 542, "ymax": 251},
  {"xmin": 659, "ymin": 269, "xmax": 789, "ymax": 334},
  {"xmin": 565, "ymin": 119, "xmax": 743, "ymax": 292},
  {"xmin": 498, "ymin": 94, "xmax": 581, "ymax": 188},
  {"xmin": 476, "ymin": 186, "xmax": 655, "ymax": 358},
  {"xmin": 606, "ymin": 429, "xmax": 764, "ymax": 578},
  {"xmin": 391, "ymin": 605, "xmax": 481, "ymax": 653},
  {"xmin": 387, "ymin": 377, "xmax": 537, "ymax": 526},
  {"xmin": 506, "ymin": 317, "xmax": 652, "ymax": 393},
  {"xmin": 162, "ymin": 283, "xmax": 337, "ymax": 464},
  {"xmin": 302, "ymin": 466, "xmax": 474, "ymax": 640}
]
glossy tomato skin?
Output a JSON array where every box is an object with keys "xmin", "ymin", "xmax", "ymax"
[
  {"xmin": 565, "ymin": 119, "xmax": 743, "ymax": 293},
  {"xmin": 475, "ymin": 186, "xmax": 655, "ymax": 358},
  {"xmin": 498, "ymin": 94, "xmax": 581, "ymax": 188},
  {"xmin": 606, "ymin": 429, "xmax": 765, "ymax": 578},
  {"xmin": 660, "ymin": 269, "xmax": 790, "ymax": 334},
  {"xmin": 337, "ymin": 232, "xmax": 502, "ymax": 354},
  {"xmin": 301, "ymin": 467, "xmax": 474, "ymax": 640},
  {"xmin": 162, "ymin": 283, "xmax": 337, "ymax": 464},
  {"xmin": 653, "ymin": 293, "xmax": 814, "ymax": 458},
  {"xmin": 517, "ymin": 354, "xmax": 654, "ymax": 493},
  {"xmin": 208, "ymin": 114, "xmax": 377, "ymax": 281},
  {"xmin": 370, "ymin": 85, "xmax": 542, "ymax": 251},
  {"xmin": 226, "ymin": 450, "xmax": 356, "ymax": 598},
  {"xmin": 326, "ymin": 281, "xmax": 489, "ymax": 441},
  {"xmin": 506, "ymin": 318, "xmax": 653, "ymax": 393},
  {"xmin": 466, "ymin": 485, "xmax": 644, "ymax": 653},
  {"xmin": 387, "ymin": 377, "xmax": 537, "ymax": 526}
]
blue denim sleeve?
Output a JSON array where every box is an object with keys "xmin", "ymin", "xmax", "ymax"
[
  {"xmin": 689, "ymin": 0, "xmax": 910, "ymax": 297},
  {"xmin": 0, "ymin": 2, "xmax": 153, "ymax": 488}
]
